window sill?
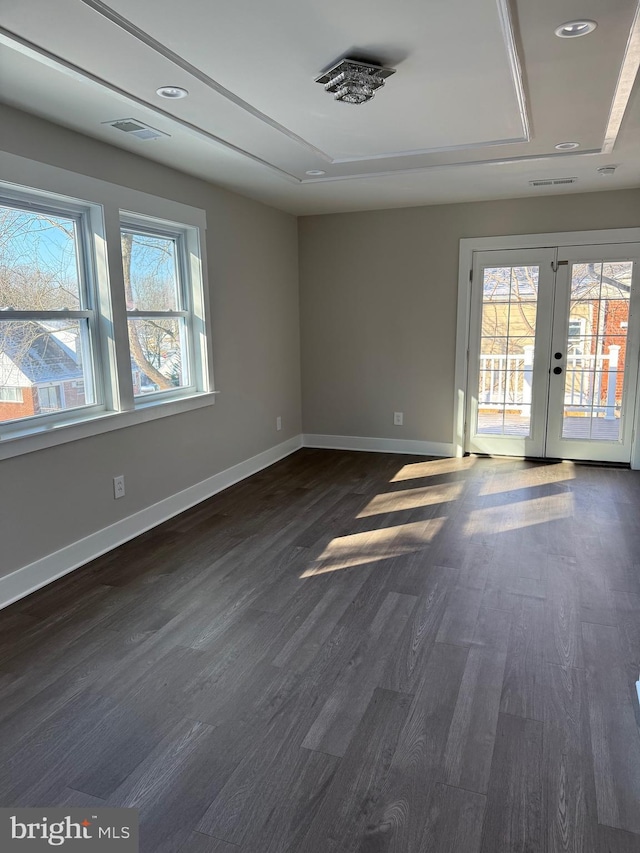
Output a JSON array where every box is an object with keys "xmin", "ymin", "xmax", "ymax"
[{"xmin": 0, "ymin": 391, "xmax": 218, "ymax": 461}]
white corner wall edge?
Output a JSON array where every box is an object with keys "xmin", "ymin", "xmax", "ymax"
[
  {"xmin": 303, "ymin": 433, "xmax": 454, "ymax": 457},
  {"xmin": 0, "ymin": 434, "xmax": 303, "ymax": 611}
]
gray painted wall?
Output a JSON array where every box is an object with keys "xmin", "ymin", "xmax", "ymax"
[
  {"xmin": 2, "ymin": 101, "xmax": 640, "ymax": 582},
  {"xmin": 0, "ymin": 105, "xmax": 301, "ymax": 577},
  {"xmin": 299, "ymin": 191, "xmax": 640, "ymax": 443}
]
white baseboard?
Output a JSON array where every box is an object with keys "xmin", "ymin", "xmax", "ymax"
[
  {"xmin": 0, "ymin": 435, "xmax": 303, "ymax": 611},
  {"xmin": 302, "ymin": 433, "xmax": 454, "ymax": 457},
  {"xmin": 1, "ymin": 432, "xmax": 454, "ymax": 611}
]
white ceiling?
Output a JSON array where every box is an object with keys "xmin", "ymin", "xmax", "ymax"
[{"xmin": 0, "ymin": 0, "xmax": 639, "ymax": 214}]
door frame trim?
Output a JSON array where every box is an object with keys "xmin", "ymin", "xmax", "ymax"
[{"xmin": 454, "ymin": 227, "xmax": 640, "ymax": 468}]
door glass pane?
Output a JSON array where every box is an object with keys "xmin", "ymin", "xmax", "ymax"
[
  {"xmin": 562, "ymin": 261, "xmax": 632, "ymax": 441},
  {"xmin": 477, "ymin": 266, "xmax": 539, "ymax": 436}
]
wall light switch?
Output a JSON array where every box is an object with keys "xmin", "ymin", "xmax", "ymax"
[
  {"xmin": 394, "ymin": 412, "xmax": 404, "ymax": 426},
  {"xmin": 276, "ymin": 416, "xmax": 282, "ymax": 431}
]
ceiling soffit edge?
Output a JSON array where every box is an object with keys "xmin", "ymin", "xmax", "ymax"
[
  {"xmin": 602, "ymin": 0, "xmax": 640, "ymax": 153},
  {"xmin": 79, "ymin": 0, "xmax": 332, "ymax": 162},
  {"xmin": 301, "ymin": 149, "xmax": 604, "ymax": 183},
  {"xmin": 0, "ymin": 26, "xmax": 302, "ymax": 183}
]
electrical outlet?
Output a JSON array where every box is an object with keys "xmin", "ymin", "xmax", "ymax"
[
  {"xmin": 113, "ymin": 475, "xmax": 125, "ymax": 499},
  {"xmin": 394, "ymin": 412, "xmax": 404, "ymax": 426},
  {"xmin": 276, "ymin": 416, "xmax": 282, "ymax": 431}
]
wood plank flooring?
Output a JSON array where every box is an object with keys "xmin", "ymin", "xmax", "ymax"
[{"xmin": 1, "ymin": 449, "xmax": 640, "ymax": 853}]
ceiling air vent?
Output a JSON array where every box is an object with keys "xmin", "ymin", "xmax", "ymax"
[
  {"xmin": 103, "ymin": 119, "xmax": 169, "ymax": 141},
  {"xmin": 529, "ymin": 177, "xmax": 578, "ymax": 187}
]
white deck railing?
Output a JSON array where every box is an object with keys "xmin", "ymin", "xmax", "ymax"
[{"xmin": 479, "ymin": 345, "xmax": 620, "ymax": 418}]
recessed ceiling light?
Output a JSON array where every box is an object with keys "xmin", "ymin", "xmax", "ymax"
[
  {"xmin": 597, "ymin": 165, "xmax": 617, "ymax": 176},
  {"xmin": 555, "ymin": 20, "xmax": 597, "ymax": 38},
  {"xmin": 156, "ymin": 86, "xmax": 189, "ymax": 99},
  {"xmin": 555, "ymin": 142, "xmax": 580, "ymax": 150},
  {"xmin": 305, "ymin": 170, "xmax": 326, "ymax": 176}
]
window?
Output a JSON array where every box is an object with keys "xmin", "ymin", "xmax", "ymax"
[
  {"xmin": 0, "ymin": 177, "xmax": 212, "ymax": 458},
  {"xmin": 37, "ymin": 385, "xmax": 62, "ymax": 411},
  {"xmin": 567, "ymin": 317, "xmax": 587, "ymax": 354},
  {"xmin": 0, "ymin": 199, "xmax": 100, "ymax": 426},
  {"xmin": 568, "ymin": 318, "xmax": 586, "ymax": 339},
  {"xmin": 0, "ymin": 386, "xmax": 23, "ymax": 402},
  {"xmin": 121, "ymin": 224, "xmax": 193, "ymax": 398}
]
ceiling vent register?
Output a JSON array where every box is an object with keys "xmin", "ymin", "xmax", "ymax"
[
  {"xmin": 104, "ymin": 119, "xmax": 169, "ymax": 140},
  {"xmin": 529, "ymin": 177, "xmax": 578, "ymax": 187},
  {"xmin": 315, "ymin": 59, "xmax": 395, "ymax": 105}
]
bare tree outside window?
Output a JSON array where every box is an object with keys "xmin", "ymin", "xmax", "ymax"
[{"xmin": 121, "ymin": 228, "xmax": 190, "ymax": 395}]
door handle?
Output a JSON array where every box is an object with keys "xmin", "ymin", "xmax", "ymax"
[{"xmin": 553, "ymin": 366, "xmax": 563, "ymax": 375}]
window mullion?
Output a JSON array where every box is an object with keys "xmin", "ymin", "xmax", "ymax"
[
  {"xmin": 186, "ymin": 227, "xmax": 213, "ymax": 393},
  {"xmin": 101, "ymin": 207, "xmax": 135, "ymax": 412}
]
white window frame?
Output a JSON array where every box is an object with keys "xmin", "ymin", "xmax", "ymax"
[
  {"xmin": 120, "ymin": 214, "xmax": 202, "ymax": 404},
  {"xmin": 0, "ymin": 152, "xmax": 215, "ymax": 461},
  {"xmin": 0, "ymin": 190, "xmax": 107, "ymax": 433}
]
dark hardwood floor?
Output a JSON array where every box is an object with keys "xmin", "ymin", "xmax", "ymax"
[{"xmin": 1, "ymin": 449, "xmax": 640, "ymax": 852}]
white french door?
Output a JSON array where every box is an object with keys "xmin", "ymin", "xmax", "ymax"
[{"xmin": 466, "ymin": 243, "xmax": 640, "ymax": 463}]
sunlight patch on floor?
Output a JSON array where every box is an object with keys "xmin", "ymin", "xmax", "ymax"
[
  {"xmin": 462, "ymin": 492, "xmax": 573, "ymax": 535},
  {"xmin": 356, "ymin": 482, "xmax": 464, "ymax": 518},
  {"xmin": 478, "ymin": 461, "xmax": 575, "ymax": 495},
  {"xmin": 389, "ymin": 456, "xmax": 477, "ymax": 482},
  {"xmin": 300, "ymin": 518, "xmax": 445, "ymax": 577}
]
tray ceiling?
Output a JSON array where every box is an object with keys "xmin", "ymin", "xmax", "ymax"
[{"xmin": 0, "ymin": 0, "xmax": 639, "ymax": 213}]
